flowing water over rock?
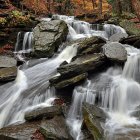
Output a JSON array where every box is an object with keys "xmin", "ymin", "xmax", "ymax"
[
  {"xmin": 0, "ymin": 15, "xmax": 139, "ymax": 140},
  {"xmin": 52, "ymin": 15, "xmax": 127, "ymax": 41},
  {"xmin": 0, "ymin": 44, "xmax": 77, "ymax": 128},
  {"xmin": 67, "ymin": 45, "xmax": 140, "ymax": 140}
]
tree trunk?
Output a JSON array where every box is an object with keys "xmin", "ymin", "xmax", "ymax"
[
  {"xmin": 116, "ymin": 0, "xmax": 122, "ymax": 16},
  {"xmin": 91, "ymin": 0, "xmax": 96, "ymax": 9},
  {"xmin": 131, "ymin": 0, "xmax": 140, "ymax": 21},
  {"xmin": 98, "ymin": 0, "xmax": 102, "ymax": 17}
]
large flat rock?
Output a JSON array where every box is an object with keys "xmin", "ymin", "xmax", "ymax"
[
  {"xmin": 50, "ymin": 53, "xmax": 105, "ymax": 88},
  {"xmin": 40, "ymin": 116, "xmax": 69, "ymax": 140},
  {"xmin": 25, "ymin": 106, "xmax": 62, "ymax": 121},
  {"xmin": 0, "ymin": 56, "xmax": 16, "ymax": 68},
  {"xmin": 0, "ymin": 66, "xmax": 17, "ymax": 82},
  {"xmin": 0, "ymin": 120, "xmax": 45, "ymax": 140}
]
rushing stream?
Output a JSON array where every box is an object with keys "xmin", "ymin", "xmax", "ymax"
[{"xmin": 0, "ymin": 15, "xmax": 140, "ymax": 140}]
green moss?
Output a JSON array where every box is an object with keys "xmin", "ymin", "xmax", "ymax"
[{"xmin": 120, "ymin": 20, "xmax": 140, "ymax": 35}]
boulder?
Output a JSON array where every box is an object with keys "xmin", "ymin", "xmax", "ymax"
[
  {"xmin": 25, "ymin": 106, "xmax": 62, "ymax": 121},
  {"xmin": 50, "ymin": 73, "xmax": 88, "ymax": 89},
  {"xmin": 50, "ymin": 53, "xmax": 105, "ymax": 88},
  {"xmin": 77, "ymin": 36, "xmax": 106, "ymax": 55},
  {"xmin": 40, "ymin": 116, "xmax": 69, "ymax": 140},
  {"xmin": 0, "ymin": 66, "xmax": 17, "ymax": 82},
  {"xmin": 0, "ymin": 55, "xmax": 16, "ymax": 68},
  {"xmin": 82, "ymin": 103, "xmax": 107, "ymax": 140},
  {"xmin": 120, "ymin": 35, "xmax": 140, "ymax": 49},
  {"xmin": 33, "ymin": 20, "xmax": 68, "ymax": 58},
  {"xmin": 0, "ymin": 120, "xmax": 45, "ymax": 140},
  {"xmin": 109, "ymin": 33, "xmax": 128, "ymax": 42},
  {"xmin": 57, "ymin": 53, "xmax": 105, "ymax": 75},
  {"xmin": 102, "ymin": 42, "xmax": 127, "ymax": 63}
]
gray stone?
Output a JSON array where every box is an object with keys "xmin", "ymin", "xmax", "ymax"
[
  {"xmin": 0, "ymin": 66, "xmax": 17, "ymax": 82},
  {"xmin": 33, "ymin": 20, "xmax": 68, "ymax": 58},
  {"xmin": 25, "ymin": 106, "xmax": 62, "ymax": 121},
  {"xmin": 0, "ymin": 56, "xmax": 16, "ymax": 68},
  {"xmin": 50, "ymin": 53, "xmax": 105, "ymax": 88},
  {"xmin": 109, "ymin": 33, "xmax": 128, "ymax": 42},
  {"xmin": 82, "ymin": 103, "xmax": 107, "ymax": 140},
  {"xmin": 57, "ymin": 53, "xmax": 105, "ymax": 75},
  {"xmin": 40, "ymin": 116, "xmax": 69, "ymax": 140},
  {"xmin": 0, "ymin": 120, "xmax": 45, "ymax": 140},
  {"xmin": 103, "ymin": 42, "xmax": 127, "ymax": 62},
  {"xmin": 50, "ymin": 73, "xmax": 88, "ymax": 89}
]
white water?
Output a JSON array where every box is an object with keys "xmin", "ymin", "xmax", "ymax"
[
  {"xmin": 67, "ymin": 43, "xmax": 140, "ymax": 139},
  {"xmin": 52, "ymin": 14, "xmax": 127, "ymax": 41},
  {"xmin": 14, "ymin": 32, "xmax": 33, "ymax": 61},
  {"xmin": 0, "ymin": 15, "xmax": 135, "ymax": 139},
  {"xmin": 0, "ymin": 44, "xmax": 77, "ymax": 128}
]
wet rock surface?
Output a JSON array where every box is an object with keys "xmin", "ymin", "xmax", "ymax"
[
  {"xmin": 120, "ymin": 35, "xmax": 140, "ymax": 48},
  {"xmin": 33, "ymin": 20, "xmax": 68, "ymax": 58},
  {"xmin": 0, "ymin": 120, "xmax": 44, "ymax": 140},
  {"xmin": 25, "ymin": 106, "xmax": 62, "ymax": 121},
  {"xmin": 50, "ymin": 53, "xmax": 105, "ymax": 88},
  {"xmin": 103, "ymin": 42, "xmax": 127, "ymax": 63},
  {"xmin": 77, "ymin": 36, "xmax": 106, "ymax": 55},
  {"xmin": 82, "ymin": 103, "xmax": 107, "ymax": 140},
  {"xmin": 40, "ymin": 116, "xmax": 69, "ymax": 140},
  {"xmin": 50, "ymin": 73, "xmax": 88, "ymax": 89},
  {"xmin": 0, "ymin": 66, "xmax": 17, "ymax": 82}
]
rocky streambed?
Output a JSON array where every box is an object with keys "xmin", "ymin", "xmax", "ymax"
[{"xmin": 0, "ymin": 15, "xmax": 140, "ymax": 140}]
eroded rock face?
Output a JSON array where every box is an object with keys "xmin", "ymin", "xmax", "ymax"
[
  {"xmin": 33, "ymin": 20, "xmax": 68, "ymax": 58},
  {"xmin": 102, "ymin": 42, "xmax": 127, "ymax": 63},
  {"xmin": 50, "ymin": 53, "xmax": 105, "ymax": 89},
  {"xmin": 40, "ymin": 116, "xmax": 69, "ymax": 140},
  {"xmin": 77, "ymin": 36, "xmax": 106, "ymax": 55},
  {"xmin": 50, "ymin": 73, "xmax": 88, "ymax": 89},
  {"xmin": 82, "ymin": 103, "xmax": 107, "ymax": 140},
  {"xmin": 25, "ymin": 106, "xmax": 62, "ymax": 121},
  {"xmin": 0, "ymin": 66, "xmax": 17, "ymax": 82}
]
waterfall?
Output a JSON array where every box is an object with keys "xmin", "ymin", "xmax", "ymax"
[
  {"xmin": 52, "ymin": 15, "xmax": 127, "ymax": 41},
  {"xmin": 14, "ymin": 32, "xmax": 33, "ymax": 61},
  {"xmin": 66, "ymin": 43, "xmax": 140, "ymax": 139},
  {"xmin": 1, "ymin": 14, "xmax": 136, "ymax": 139},
  {"xmin": 67, "ymin": 80, "xmax": 96, "ymax": 140},
  {"xmin": 0, "ymin": 44, "xmax": 77, "ymax": 128}
]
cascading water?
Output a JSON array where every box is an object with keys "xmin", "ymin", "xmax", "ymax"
[
  {"xmin": 0, "ymin": 44, "xmax": 77, "ymax": 128},
  {"xmin": 67, "ymin": 43, "xmax": 140, "ymax": 139},
  {"xmin": 0, "ymin": 14, "xmax": 136, "ymax": 139},
  {"xmin": 52, "ymin": 15, "xmax": 127, "ymax": 41},
  {"xmin": 14, "ymin": 32, "xmax": 33, "ymax": 61}
]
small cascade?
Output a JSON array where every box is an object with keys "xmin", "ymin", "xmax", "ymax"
[
  {"xmin": 66, "ymin": 43, "xmax": 140, "ymax": 139},
  {"xmin": 67, "ymin": 80, "xmax": 96, "ymax": 140},
  {"xmin": 14, "ymin": 32, "xmax": 33, "ymax": 61},
  {"xmin": 0, "ymin": 44, "xmax": 77, "ymax": 128},
  {"xmin": 52, "ymin": 15, "xmax": 127, "ymax": 41}
]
